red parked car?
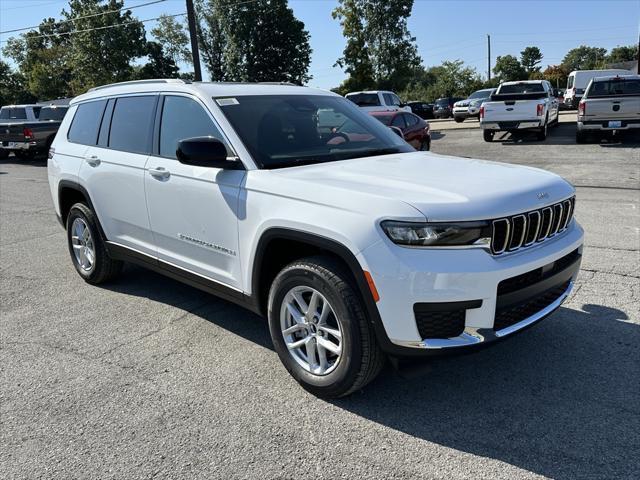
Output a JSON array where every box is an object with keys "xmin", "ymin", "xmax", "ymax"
[{"xmin": 370, "ymin": 111, "xmax": 431, "ymax": 151}]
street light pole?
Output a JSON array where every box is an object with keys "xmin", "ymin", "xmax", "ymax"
[{"xmin": 186, "ymin": 0, "xmax": 202, "ymax": 81}]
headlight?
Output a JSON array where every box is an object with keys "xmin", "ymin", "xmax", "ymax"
[{"xmin": 381, "ymin": 220, "xmax": 491, "ymax": 247}]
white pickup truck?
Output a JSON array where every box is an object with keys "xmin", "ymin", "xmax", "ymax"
[{"xmin": 480, "ymin": 80, "xmax": 559, "ymax": 142}]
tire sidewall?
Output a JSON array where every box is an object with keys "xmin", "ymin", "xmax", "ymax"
[
  {"xmin": 268, "ymin": 264, "xmax": 363, "ymax": 394},
  {"xmin": 66, "ymin": 204, "xmax": 101, "ymax": 281}
]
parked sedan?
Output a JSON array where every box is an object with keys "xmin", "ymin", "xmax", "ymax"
[
  {"xmin": 370, "ymin": 111, "xmax": 431, "ymax": 150},
  {"xmin": 452, "ymin": 89, "xmax": 495, "ymax": 122},
  {"xmin": 433, "ymin": 97, "xmax": 464, "ymax": 119},
  {"xmin": 406, "ymin": 101, "xmax": 434, "ymax": 119}
]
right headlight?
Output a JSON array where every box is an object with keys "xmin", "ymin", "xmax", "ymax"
[{"xmin": 381, "ymin": 220, "xmax": 491, "ymax": 247}]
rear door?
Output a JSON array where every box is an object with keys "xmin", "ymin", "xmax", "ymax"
[
  {"xmin": 143, "ymin": 93, "xmax": 245, "ymax": 289},
  {"xmin": 81, "ymin": 95, "xmax": 158, "ymax": 256}
]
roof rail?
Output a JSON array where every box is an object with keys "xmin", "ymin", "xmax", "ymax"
[
  {"xmin": 88, "ymin": 79, "xmax": 187, "ymax": 92},
  {"xmin": 258, "ymin": 81, "xmax": 300, "ymax": 86}
]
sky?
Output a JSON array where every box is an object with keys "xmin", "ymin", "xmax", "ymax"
[{"xmin": 1, "ymin": 0, "xmax": 639, "ymax": 90}]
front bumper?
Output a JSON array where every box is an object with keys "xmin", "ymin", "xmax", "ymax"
[
  {"xmin": 481, "ymin": 120, "xmax": 542, "ymax": 131},
  {"xmin": 358, "ymin": 220, "xmax": 584, "ymax": 353},
  {"xmin": 0, "ymin": 141, "xmax": 34, "ymax": 150}
]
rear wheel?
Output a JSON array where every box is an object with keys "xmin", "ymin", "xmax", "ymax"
[
  {"xmin": 483, "ymin": 130, "xmax": 494, "ymax": 142},
  {"xmin": 0, "ymin": 149, "xmax": 8, "ymax": 159},
  {"xmin": 576, "ymin": 131, "xmax": 588, "ymax": 144},
  {"xmin": 536, "ymin": 119, "xmax": 548, "ymax": 141},
  {"xmin": 268, "ymin": 256, "xmax": 384, "ymax": 398},
  {"xmin": 66, "ymin": 203, "xmax": 123, "ymax": 284}
]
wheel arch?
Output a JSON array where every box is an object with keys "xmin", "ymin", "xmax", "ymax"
[
  {"xmin": 250, "ymin": 228, "xmax": 397, "ymax": 354},
  {"xmin": 57, "ymin": 181, "xmax": 98, "ymax": 230}
]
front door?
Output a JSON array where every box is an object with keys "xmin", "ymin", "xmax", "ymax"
[{"xmin": 144, "ymin": 94, "xmax": 245, "ymax": 290}]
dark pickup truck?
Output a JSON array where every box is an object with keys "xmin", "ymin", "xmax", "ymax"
[{"xmin": 0, "ymin": 105, "xmax": 68, "ymax": 159}]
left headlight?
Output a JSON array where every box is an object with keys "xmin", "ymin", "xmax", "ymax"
[{"xmin": 381, "ymin": 220, "xmax": 491, "ymax": 247}]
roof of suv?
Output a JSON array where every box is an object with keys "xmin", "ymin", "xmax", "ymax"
[
  {"xmin": 590, "ymin": 74, "xmax": 639, "ymax": 82},
  {"xmin": 71, "ymin": 79, "xmax": 337, "ymax": 105}
]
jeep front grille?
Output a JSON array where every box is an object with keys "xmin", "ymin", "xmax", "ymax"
[{"xmin": 490, "ymin": 197, "xmax": 575, "ymax": 255}]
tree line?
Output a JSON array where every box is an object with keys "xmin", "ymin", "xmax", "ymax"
[{"xmin": 1, "ymin": 0, "xmax": 637, "ymax": 106}]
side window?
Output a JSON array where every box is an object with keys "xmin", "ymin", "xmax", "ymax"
[
  {"xmin": 109, "ymin": 96, "xmax": 156, "ymax": 154},
  {"xmin": 32, "ymin": 107, "xmax": 41, "ymax": 119},
  {"xmin": 404, "ymin": 114, "xmax": 418, "ymax": 127},
  {"xmin": 68, "ymin": 100, "xmax": 107, "ymax": 145},
  {"xmin": 391, "ymin": 94, "xmax": 402, "ymax": 106},
  {"xmin": 159, "ymin": 96, "xmax": 225, "ymax": 159},
  {"xmin": 383, "ymin": 93, "xmax": 394, "ymax": 106},
  {"xmin": 391, "ymin": 115, "xmax": 405, "ymax": 128}
]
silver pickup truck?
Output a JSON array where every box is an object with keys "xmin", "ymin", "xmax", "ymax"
[{"xmin": 576, "ymin": 74, "xmax": 640, "ymax": 143}]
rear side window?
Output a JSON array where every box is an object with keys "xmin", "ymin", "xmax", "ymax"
[
  {"xmin": 586, "ymin": 79, "xmax": 640, "ymax": 98},
  {"xmin": 68, "ymin": 100, "xmax": 107, "ymax": 145},
  {"xmin": 33, "ymin": 106, "xmax": 41, "ymax": 118},
  {"xmin": 404, "ymin": 114, "xmax": 419, "ymax": 126},
  {"xmin": 39, "ymin": 107, "xmax": 68, "ymax": 121},
  {"xmin": 0, "ymin": 108, "xmax": 27, "ymax": 120},
  {"xmin": 159, "ymin": 96, "xmax": 225, "ymax": 159},
  {"xmin": 108, "ymin": 96, "xmax": 156, "ymax": 154},
  {"xmin": 346, "ymin": 93, "xmax": 381, "ymax": 107}
]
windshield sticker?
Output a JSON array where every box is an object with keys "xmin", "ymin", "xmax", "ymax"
[{"xmin": 216, "ymin": 98, "xmax": 239, "ymax": 106}]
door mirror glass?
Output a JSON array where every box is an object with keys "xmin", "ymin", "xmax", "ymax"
[{"xmin": 176, "ymin": 137, "xmax": 239, "ymax": 169}]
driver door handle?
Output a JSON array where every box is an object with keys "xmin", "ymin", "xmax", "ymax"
[
  {"xmin": 85, "ymin": 155, "xmax": 100, "ymax": 167},
  {"xmin": 149, "ymin": 166, "xmax": 170, "ymax": 180}
]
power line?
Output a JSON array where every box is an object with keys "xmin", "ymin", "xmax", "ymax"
[
  {"xmin": 0, "ymin": 0, "xmax": 167, "ymax": 35},
  {"xmin": 0, "ymin": 12, "xmax": 186, "ymax": 43}
]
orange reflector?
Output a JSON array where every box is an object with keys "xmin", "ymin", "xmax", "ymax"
[{"xmin": 363, "ymin": 271, "xmax": 380, "ymax": 303}]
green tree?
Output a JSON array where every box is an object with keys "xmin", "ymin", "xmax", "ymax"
[
  {"xmin": 62, "ymin": 0, "xmax": 147, "ymax": 94},
  {"xmin": 606, "ymin": 44, "xmax": 638, "ymax": 64},
  {"xmin": 197, "ymin": 0, "xmax": 312, "ymax": 84},
  {"xmin": 0, "ymin": 60, "xmax": 37, "ymax": 105},
  {"xmin": 151, "ymin": 14, "xmax": 192, "ymax": 65},
  {"xmin": 493, "ymin": 54, "xmax": 527, "ymax": 82},
  {"xmin": 520, "ymin": 46, "xmax": 543, "ymax": 76},
  {"xmin": 543, "ymin": 64, "xmax": 569, "ymax": 88},
  {"xmin": 399, "ymin": 60, "xmax": 483, "ymax": 101},
  {"xmin": 133, "ymin": 42, "xmax": 180, "ymax": 80},
  {"xmin": 333, "ymin": 0, "xmax": 421, "ymax": 92},
  {"xmin": 561, "ymin": 45, "xmax": 607, "ymax": 71},
  {"xmin": 2, "ymin": 17, "xmax": 73, "ymax": 100}
]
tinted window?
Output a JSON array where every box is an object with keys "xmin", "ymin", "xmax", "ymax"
[
  {"xmin": 498, "ymin": 83, "xmax": 545, "ymax": 94},
  {"xmin": 372, "ymin": 114, "xmax": 393, "ymax": 126},
  {"xmin": 390, "ymin": 94, "xmax": 402, "ymax": 105},
  {"xmin": 33, "ymin": 106, "xmax": 41, "ymax": 118},
  {"xmin": 39, "ymin": 107, "xmax": 68, "ymax": 121},
  {"xmin": 68, "ymin": 100, "xmax": 107, "ymax": 145},
  {"xmin": 435, "ymin": 98, "xmax": 449, "ymax": 106},
  {"xmin": 0, "ymin": 108, "xmax": 27, "ymax": 120},
  {"xmin": 159, "ymin": 96, "xmax": 225, "ymax": 159},
  {"xmin": 586, "ymin": 78, "xmax": 640, "ymax": 97},
  {"xmin": 109, "ymin": 96, "xmax": 156, "ymax": 154},
  {"xmin": 391, "ymin": 115, "xmax": 405, "ymax": 127},
  {"xmin": 346, "ymin": 93, "xmax": 381, "ymax": 107},
  {"xmin": 404, "ymin": 113, "xmax": 419, "ymax": 126}
]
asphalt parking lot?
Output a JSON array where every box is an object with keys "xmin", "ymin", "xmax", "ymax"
[{"xmin": 1, "ymin": 123, "xmax": 639, "ymax": 479}]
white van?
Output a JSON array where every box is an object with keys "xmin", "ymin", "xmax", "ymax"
[{"xmin": 565, "ymin": 69, "xmax": 631, "ymax": 108}]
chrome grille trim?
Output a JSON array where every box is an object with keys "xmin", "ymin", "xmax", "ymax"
[
  {"xmin": 524, "ymin": 211, "xmax": 541, "ymax": 246},
  {"xmin": 490, "ymin": 196, "xmax": 575, "ymax": 256},
  {"xmin": 508, "ymin": 215, "xmax": 527, "ymax": 251}
]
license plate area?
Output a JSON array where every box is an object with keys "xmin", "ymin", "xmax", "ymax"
[{"xmin": 608, "ymin": 121, "xmax": 622, "ymax": 128}]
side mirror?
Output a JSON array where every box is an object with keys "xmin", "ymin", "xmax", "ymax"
[
  {"xmin": 176, "ymin": 137, "xmax": 241, "ymax": 169},
  {"xmin": 389, "ymin": 126, "xmax": 404, "ymax": 139}
]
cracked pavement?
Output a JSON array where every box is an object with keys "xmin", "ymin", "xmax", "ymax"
[{"xmin": 1, "ymin": 125, "xmax": 639, "ymax": 480}]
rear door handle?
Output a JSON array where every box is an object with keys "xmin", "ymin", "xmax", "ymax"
[
  {"xmin": 149, "ymin": 166, "xmax": 170, "ymax": 180},
  {"xmin": 85, "ymin": 155, "xmax": 100, "ymax": 167}
]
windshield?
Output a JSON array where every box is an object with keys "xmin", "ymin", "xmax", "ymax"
[
  {"xmin": 0, "ymin": 107, "xmax": 27, "ymax": 120},
  {"xmin": 218, "ymin": 95, "xmax": 412, "ymax": 169},
  {"xmin": 39, "ymin": 107, "xmax": 68, "ymax": 121},
  {"xmin": 498, "ymin": 83, "xmax": 545, "ymax": 94},
  {"xmin": 585, "ymin": 78, "xmax": 640, "ymax": 97},
  {"xmin": 468, "ymin": 89, "xmax": 493, "ymax": 99},
  {"xmin": 435, "ymin": 98, "xmax": 449, "ymax": 106},
  {"xmin": 345, "ymin": 93, "xmax": 381, "ymax": 107}
]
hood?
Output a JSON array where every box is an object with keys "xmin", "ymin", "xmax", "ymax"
[
  {"xmin": 272, "ymin": 151, "xmax": 574, "ymax": 222},
  {"xmin": 455, "ymin": 100, "xmax": 470, "ymax": 107}
]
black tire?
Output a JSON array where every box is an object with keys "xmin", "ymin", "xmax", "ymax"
[
  {"xmin": 454, "ymin": 116, "xmax": 464, "ymax": 123},
  {"xmin": 420, "ymin": 139, "xmax": 430, "ymax": 151},
  {"xmin": 576, "ymin": 131, "xmax": 587, "ymax": 144},
  {"xmin": 536, "ymin": 117, "xmax": 548, "ymax": 141},
  {"xmin": 0, "ymin": 149, "xmax": 8, "ymax": 159},
  {"xmin": 66, "ymin": 203, "xmax": 123, "ymax": 284},
  {"xmin": 268, "ymin": 256, "xmax": 384, "ymax": 398},
  {"xmin": 483, "ymin": 130, "xmax": 494, "ymax": 142}
]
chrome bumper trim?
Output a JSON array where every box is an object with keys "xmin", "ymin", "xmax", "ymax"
[{"xmin": 395, "ymin": 281, "xmax": 573, "ymax": 350}]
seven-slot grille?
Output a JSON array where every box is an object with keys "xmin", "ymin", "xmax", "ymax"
[{"xmin": 491, "ymin": 197, "xmax": 575, "ymax": 255}]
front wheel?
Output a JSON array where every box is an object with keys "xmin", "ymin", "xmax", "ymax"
[
  {"xmin": 454, "ymin": 116, "xmax": 464, "ymax": 123},
  {"xmin": 0, "ymin": 149, "xmax": 8, "ymax": 159},
  {"xmin": 420, "ymin": 139, "xmax": 431, "ymax": 151},
  {"xmin": 483, "ymin": 130, "xmax": 494, "ymax": 142},
  {"xmin": 268, "ymin": 256, "xmax": 384, "ymax": 398}
]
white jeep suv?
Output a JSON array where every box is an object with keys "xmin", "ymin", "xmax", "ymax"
[{"xmin": 48, "ymin": 79, "xmax": 584, "ymax": 398}]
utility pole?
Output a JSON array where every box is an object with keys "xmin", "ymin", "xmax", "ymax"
[
  {"xmin": 186, "ymin": 0, "xmax": 202, "ymax": 81},
  {"xmin": 637, "ymin": 31, "xmax": 639, "ymax": 74},
  {"xmin": 487, "ymin": 34, "xmax": 491, "ymax": 81}
]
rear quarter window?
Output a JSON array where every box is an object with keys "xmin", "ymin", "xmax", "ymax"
[
  {"xmin": 67, "ymin": 100, "xmax": 107, "ymax": 145},
  {"xmin": 108, "ymin": 96, "xmax": 157, "ymax": 154}
]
